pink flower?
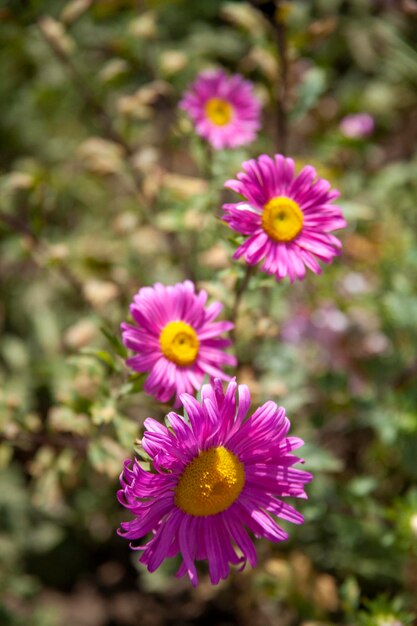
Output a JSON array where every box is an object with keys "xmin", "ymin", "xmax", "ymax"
[
  {"xmin": 180, "ymin": 69, "xmax": 261, "ymax": 150},
  {"xmin": 222, "ymin": 154, "xmax": 347, "ymax": 282},
  {"xmin": 339, "ymin": 113, "xmax": 374, "ymax": 139},
  {"xmin": 121, "ymin": 281, "xmax": 236, "ymax": 406},
  {"xmin": 118, "ymin": 378, "xmax": 312, "ymax": 586}
]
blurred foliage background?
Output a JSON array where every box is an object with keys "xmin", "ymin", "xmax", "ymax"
[{"xmin": 1, "ymin": 0, "xmax": 417, "ymax": 624}]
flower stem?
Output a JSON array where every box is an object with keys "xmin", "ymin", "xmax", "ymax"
[
  {"xmin": 247, "ymin": 0, "xmax": 290, "ymax": 153},
  {"xmin": 230, "ymin": 265, "xmax": 255, "ymax": 338},
  {"xmin": 275, "ymin": 0, "xmax": 289, "ymax": 154}
]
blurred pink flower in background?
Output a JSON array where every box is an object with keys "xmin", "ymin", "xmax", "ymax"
[
  {"xmin": 339, "ymin": 113, "xmax": 374, "ymax": 138},
  {"xmin": 180, "ymin": 69, "xmax": 261, "ymax": 149},
  {"xmin": 281, "ymin": 302, "xmax": 390, "ymax": 396}
]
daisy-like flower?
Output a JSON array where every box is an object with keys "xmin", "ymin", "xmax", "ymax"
[
  {"xmin": 223, "ymin": 154, "xmax": 347, "ymax": 282},
  {"xmin": 180, "ymin": 69, "xmax": 261, "ymax": 150},
  {"xmin": 118, "ymin": 378, "xmax": 312, "ymax": 586},
  {"xmin": 121, "ymin": 281, "xmax": 236, "ymax": 406},
  {"xmin": 339, "ymin": 113, "xmax": 374, "ymax": 139}
]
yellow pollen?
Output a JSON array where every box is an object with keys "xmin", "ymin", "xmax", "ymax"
[
  {"xmin": 160, "ymin": 321, "xmax": 199, "ymax": 367},
  {"xmin": 175, "ymin": 447, "xmax": 245, "ymax": 517},
  {"xmin": 205, "ymin": 97, "xmax": 233, "ymax": 126},
  {"xmin": 262, "ymin": 196, "xmax": 304, "ymax": 242}
]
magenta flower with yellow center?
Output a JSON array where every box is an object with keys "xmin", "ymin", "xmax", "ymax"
[
  {"xmin": 118, "ymin": 378, "xmax": 312, "ymax": 586},
  {"xmin": 223, "ymin": 154, "xmax": 347, "ymax": 282},
  {"xmin": 180, "ymin": 69, "xmax": 261, "ymax": 150},
  {"xmin": 121, "ymin": 281, "xmax": 236, "ymax": 406}
]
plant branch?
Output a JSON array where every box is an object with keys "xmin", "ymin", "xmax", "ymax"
[
  {"xmin": 230, "ymin": 265, "xmax": 255, "ymax": 338},
  {"xmin": 37, "ymin": 16, "xmax": 196, "ymax": 281},
  {"xmin": 37, "ymin": 17, "xmax": 151, "ymax": 216},
  {"xmin": 274, "ymin": 0, "xmax": 289, "ymax": 153},
  {"xmin": 0, "ymin": 209, "xmax": 86, "ymax": 299},
  {"xmin": 38, "ymin": 18, "xmax": 128, "ymax": 153},
  {"xmin": 1, "ymin": 431, "xmax": 88, "ymax": 454},
  {"xmin": 247, "ymin": 0, "xmax": 290, "ymax": 153}
]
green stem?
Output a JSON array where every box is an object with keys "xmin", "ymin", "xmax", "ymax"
[{"xmin": 230, "ymin": 265, "xmax": 256, "ymax": 338}]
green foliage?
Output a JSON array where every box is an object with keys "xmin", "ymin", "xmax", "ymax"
[{"xmin": 0, "ymin": 0, "xmax": 416, "ymax": 625}]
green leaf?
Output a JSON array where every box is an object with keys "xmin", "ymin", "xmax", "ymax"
[
  {"xmin": 113, "ymin": 415, "xmax": 139, "ymax": 448},
  {"xmin": 301, "ymin": 442, "xmax": 344, "ymax": 473},
  {"xmin": 118, "ymin": 373, "xmax": 147, "ymax": 396},
  {"xmin": 91, "ymin": 401, "xmax": 117, "ymax": 426},
  {"xmin": 99, "ymin": 326, "xmax": 127, "ymax": 359},
  {"xmin": 80, "ymin": 347, "xmax": 117, "ymax": 371},
  {"xmin": 348, "ymin": 476, "xmax": 377, "ymax": 497},
  {"xmin": 88, "ymin": 437, "xmax": 126, "ymax": 478},
  {"xmin": 292, "ymin": 67, "xmax": 327, "ymax": 119},
  {"xmin": 48, "ymin": 406, "xmax": 91, "ymax": 436}
]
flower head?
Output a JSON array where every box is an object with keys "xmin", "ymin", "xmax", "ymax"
[
  {"xmin": 121, "ymin": 281, "xmax": 236, "ymax": 406},
  {"xmin": 117, "ymin": 378, "xmax": 312, "ymax": 586},
  {"xmin": 339, "ymin": 113, "xmax": 374, "ymax": 139},
  {"xmin": 180, "ymin": 69, "xmax": 261, "ymax": 150},
  {"xmin": 223, "ymin": 154, "xmax": 347, "ymax": 282}
]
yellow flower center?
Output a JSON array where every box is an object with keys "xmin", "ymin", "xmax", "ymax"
[
  {"xmin": 205, "ymin": 97, "xmax": 233, "ymax": 126},
  {"xmin": 175, "ymin": 446, "xmax": 245, "ymax": 517},
  {"xmin": 160, "ymin": 321, "xmax": 199, "ymax": 367},
  {"xmin": 262, "ymin": 196, "xmax": 304, "ymax": 242}
]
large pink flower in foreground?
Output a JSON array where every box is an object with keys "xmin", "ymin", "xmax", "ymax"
[
  {"xmin": 180, "ymin": 69, "xmax": 261, "ymax": 150},
  {"xmin": 223, "ymin": 154, "xmax": 347, "ymax": 282},
  {"xmin": 121, "ymin": 281, "xmax": 236, "ymax": 406},
  {"xmin": 118, "ymin": 378, "xmax": 312, "ymax": 586}
]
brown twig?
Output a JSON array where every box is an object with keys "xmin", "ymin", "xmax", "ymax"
[
  {"xmin": 274, "ymin": 0, "xmax": 289, "ymax": 153},
  {"xmin": 247, "ymin": 0, "xmax": 290, "ymax": 153},
  {"xmin": 1, "ymin": 431, "xmax": 88, "ymax": 454},
  {"xmin": 0, "ymin": 209, "xmax": 86, "ymax": 299},
  {"xmin": 393, "ymin": 357, "xmax": 417, "ymax": 390},
  {"xmin": 0, "ymin": 209, "xmax": 32, "ymax": 238}
]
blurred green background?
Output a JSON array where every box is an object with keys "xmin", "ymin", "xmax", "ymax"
[{"xmin": 1, "ymin": 1, "xmax": 417, "ymax": 624}]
